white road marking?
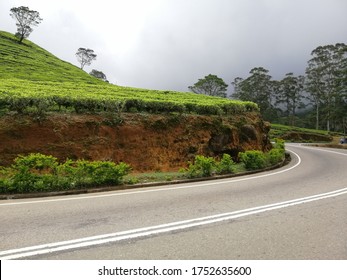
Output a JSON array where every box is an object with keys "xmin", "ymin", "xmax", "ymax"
[
  {"xmin": 292, "ymin": 145, "xmax": 347, "ymax": 157},
  {"xmin": 0, "ymin": 149, "xmax": 302, "ymax": 207},
  {"xmin": 1, "ymin": 186, "xmax": 347, "ymax": 260}
]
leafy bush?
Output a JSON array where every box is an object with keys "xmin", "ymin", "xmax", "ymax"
[
  {"xmin": 239, "ymin": 150, "xmax": 267, "ymax": 170},
  {"xmin": 185, "ymin": 153, "xmax": 237, "ymax": 178},
  {"xmin": 273, "ymin": 138, "xmax": 285, "ymax": 150},
  {"xmin": 72, "ymin": 160, "xmax": 131, "ymax": 186},
  {"xmin": 266, "ymin": 139, "xmax": 285, "ymax": 165},
  {"xmin": 0, "ymin": 153, "xmax": 131, "ymax": 194},
  {"xmin": 266, "ymin": 148, "xmax": 285, "ymax": 165},
  {"xmin": 216, "ymin": 154, "xmax": 236, "ymax": 174},
  {"xmin": 186, "ymin": 155, "xmax": 216, "ymax": 178}
]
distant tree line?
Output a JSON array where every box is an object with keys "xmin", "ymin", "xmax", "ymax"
[{"xmin": 190, "ymin": 43, "xmax": 347, "ymax": 132}]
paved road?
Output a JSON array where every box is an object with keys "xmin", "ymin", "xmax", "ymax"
[{"xmin": 0, "ymin": 144, "xmax": 346, "ymax": 259}]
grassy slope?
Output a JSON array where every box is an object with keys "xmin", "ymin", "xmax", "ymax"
[
  {"xmin": 0, "ymin": 31, "xmax": 100, "ymax": 83},
  {"xmin": 0, "ymin": 30, "xmax": 258, "ymax": 115},
  {"xmin": 270, "ymin": 123, "xmax": 334, "ymax": 142}
]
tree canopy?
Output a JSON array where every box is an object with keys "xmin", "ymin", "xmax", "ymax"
[
  {"xmin": 305, "ymin": 43, "xmax": 347, "ymax": 131},
  {"xmin": 231, "ymin": 43, "xmax": 347, "ymax": 132},
  {"xmin": 90, "ymin": 69, "xmax": 108, "ymax": 82},
  {"xmin": 76, "ymin": 48, "xmax": 97, "ymax": 70},
  {"xmin": 10, "ymin": 6, "xmax": 43, "ymax": 43},
  {"xmin": 232, "ymin": 67, "xmax": 276, "ymax": 120},
  {"xmin": 189, "ymin": 74, "xmax": 228, "ymax": 98}
]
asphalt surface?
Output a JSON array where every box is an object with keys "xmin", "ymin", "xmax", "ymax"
[{"xmin": 0, "ymin": 144, "xmax": 346, "ymax": 259}]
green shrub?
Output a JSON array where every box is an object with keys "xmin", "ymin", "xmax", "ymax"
[
  {"xmin": 186, "ymin": 155, "xmax": 216, "ymax": 178},
  {"xmin": 0, "ymin": 153, "xmax": 131, "ymax": 193},
  {"xmin": 239, "ymin": 150, "xmax": 267, "ymax": 170},
  {"xmin": 265, "ymin": 138, "xmax": 285, "ymax": 166},
  {"xmin": 77, "ymin": 160, "xmax": 131, "ymax": 185},
  {"xmin": 267, "ymin": 148, "xmax": 285, "ymax": 165},
  {"xmin": 13, "ymin": 153, "xmax": 59, "ymax": 173},
  {"xmin": 273, "ymin": 138, "xmax": 285, "ymax": 150},
  {"xmin": 216, "ymin": 154, "xmax": 235, "ymax": 174},
  {"xmin": 9, "ymin": 154, "xmax": 59, "ymax": 192}
]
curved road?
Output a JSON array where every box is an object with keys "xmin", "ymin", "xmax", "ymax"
[{"xmin": 0, "ymin": 144, "xmax": 346, "ymax": 259}]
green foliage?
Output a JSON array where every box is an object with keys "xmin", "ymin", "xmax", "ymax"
[
  {"xmin": 0, "ymin": 31, "xmax": 101, "ymax": 83},
  {"xmin": 232, "ymin": 67, "xmax": 275, "ymax": 120},
  {"xmin": 273, "ymin": 138, "xmax": 285, "ymax": 150},
  {"xmin": 0, "ymin": 79, "xmax": 258, "ymax": 116},
  {"xmin": 274, "ymin": 73, "xmax": 305, "ymax": 126},
  {"xmin": 240, "ymin": 139, "xmax": 286, "ymax": 170},
  {"xmin": 239, "ymin": 150, "xmax": 267, "ymax": 170},
  {"xmin": 266, "ymin": 139, "xmax": 285, "ymax": 165},
  {"xmin": 90, "ymin": 69, "xmax": 108, "ymax": 82},
  {"xmin": 185, "ymin": 154, "xmax": 237, "ymax": 178},
  {"xmin": 186, "ymin": 155, "xmax": 217, "ymax": 178},
  {"xmin": 189, "ymin": 74, "xmax": 228, "ymax": 98},
  {"xmin": 232, "ymin": 43, "xmax": 347, "ymax": 132},
  {"xmin": 216, "ymin": 154, "xmax": 236, "ymax": 174},
  {"xmin": 266, "ymin": 148, "xmax": 284, "ymax": 165},
  {"xmin": 0, "ymin": 153, "xmax": 131, "ymax": 194},
  {"xmin": 306, "ymin": 43, "xmax": 347, "ymax": 131},
  {"xmin": 270, "ymin": 123, "xmax": 333, "ymax": 142}
]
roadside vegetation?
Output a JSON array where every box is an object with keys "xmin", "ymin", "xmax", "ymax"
[
  {"xmin": 183, "ymin": 138, "xmax": 285, "ymax": 178},
  {"xmin": 0, "ymin": 153, "xmax": 131, "ymax": 194},
  {"xmin": 0, "ymin": 140, "xmax": 286, "ymax": 195}
]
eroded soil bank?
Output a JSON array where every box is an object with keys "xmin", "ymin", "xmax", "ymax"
[{"xmin": 0, "ymin": 112, "xmax": 272, "ymax": 172}]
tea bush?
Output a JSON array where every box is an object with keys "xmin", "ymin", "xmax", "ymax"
[
  {"xmin": 216, "ymin": 154, "xmax": 236, "ymax": 174},
  {"xmin": 0, "ymin": 153, "xmax": 131, "ymax": 194},
  {"xmin": 185, "ymin": 154, "xmax": 237, "ymax": 178},
  {"xmin": 266, "ymin": 148, "xmax": 285, "ymax": 166},
  {"xmin": 186, "ymin": 155, "xmax": 217, "ymax": 178},
  {"xmin": 239, "ymin": 150, "xmax": 267, "ymax": 170}
]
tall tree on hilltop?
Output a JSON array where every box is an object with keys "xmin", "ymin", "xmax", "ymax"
[
  {"xmin": 10, "ymin": 6, "xmax": 43, "ymax": 43},
  {"xmin": 76, "ymin": 48, "xmax": 97, "ymax": 70},
  {"xmin": 189, "ymin": 74, "xmax": 228, "ymax": 98}
]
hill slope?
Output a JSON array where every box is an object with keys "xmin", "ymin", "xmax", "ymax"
[
  {"xmin": 0, "ymin": 30, "xmax": 271, "ymax": 171},
  {"xmin": 0, "ymin": 30, "xmax": 257, "ymax": 116},
  {"xmin": 0, "ymin": 31, "xmax": 99, "ymax": 83}
]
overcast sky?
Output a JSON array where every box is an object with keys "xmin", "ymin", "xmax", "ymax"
[{"xmin": 1, "ymin": 0, "xmax": 346, "ymax": 92}]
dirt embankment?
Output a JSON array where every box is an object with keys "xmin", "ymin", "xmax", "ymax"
[{"xmin": 0, "ymin": 113, "xmax": 272, "ymax": 172}]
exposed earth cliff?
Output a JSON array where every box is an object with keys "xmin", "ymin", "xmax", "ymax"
[{"xmin": 0, "ymin": 112, "xmax": 271, "ymax": 172}]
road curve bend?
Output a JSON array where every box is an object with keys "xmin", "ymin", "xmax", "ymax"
[{"xmin": 0, "ymin": 144, "xmax": 346, "ymax": 259}]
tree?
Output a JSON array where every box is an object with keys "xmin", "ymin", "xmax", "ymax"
[
  {"xmin": 305, "ymin": 43, "xmax": 347, "ymax": 131},
  {"xmin": 275, "ymin": 73, "xmax": 305, "ymax": 126},
  {"xmin": 232, "ymin": 67, "xmax": 276, "ymax": 120},
  {"xmin": 10, "ymin": 6, "xmax": 43, "ymax": 43},
  {"xmin": 76, "ymin": 48, "xmax": 97, "ymax": 70},
  {"xmin": 189, "ymin": 74, "xmax": 228, "ymax": 98},
  {"xmin": 90, "ymin": 69, "xmax": 108, "ymax": 82}
]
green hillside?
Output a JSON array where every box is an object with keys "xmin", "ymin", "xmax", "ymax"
[
  {"xmin": 0, "ymin": 30, "xmax": 258, "ymax": 116},
  {"xmin": 0, "ymin": 31, "xmax": 99, "ymax": 83}
]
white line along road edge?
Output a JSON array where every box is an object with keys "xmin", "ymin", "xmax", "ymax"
[{"xmin": 1, "ymin": 186, "xmax": 347, "ymax": 260}]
